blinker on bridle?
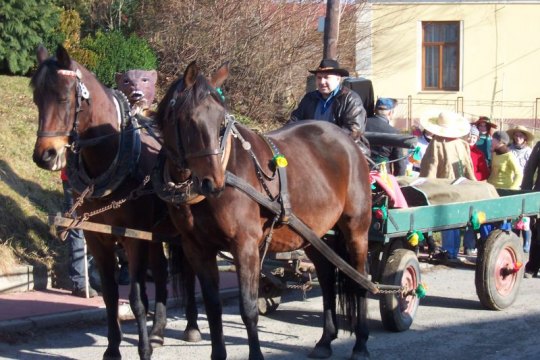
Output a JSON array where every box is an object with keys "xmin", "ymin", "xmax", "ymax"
[{"xmin": 36, "ymin": 68, "xmax": 91, "ymax": 142}]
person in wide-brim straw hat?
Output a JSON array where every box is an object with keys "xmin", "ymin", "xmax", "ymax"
[
  {"xmin": 419, "ymin": 111, "xmax": 475, "ymax": 181},
  {"xmin": 507, "ymin": 125, "xmax": 535, "ymax": 146},
  {"xmin": 419, "ymin": 110, "xmax": 471, "ymax": 139},
  {"xmin": 419, "ymin": 110, "xmax": 476, "ymax": 260}
]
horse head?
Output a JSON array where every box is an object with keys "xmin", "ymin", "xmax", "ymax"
[
  {"xmin": 157, "ymin": 61, "xmax": 230, "ymax": 197},
  {"xmin": 31, "ymin": 45, "xmax": 82, "ymax": 170}
]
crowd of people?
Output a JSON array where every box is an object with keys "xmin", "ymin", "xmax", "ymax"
[{"xmin": 408, "ymin": 113, "xmax": 538, "ymax": 277}]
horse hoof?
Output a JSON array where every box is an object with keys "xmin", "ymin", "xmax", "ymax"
[
  {"xmin": 308, "ymin": 345, "xmax": 332, "ymax": 359},
  {"xmin": 183, "ymin": 328, "xmax": 202, "ymax": 342},
  {"xmin": 103, "ymin": 348, "xmax": 122, "ymax": 360},
  {"xmin": 150, "ymin": 335, "xmax": 164, "ymax": 348},
  {"xmin": 350, "ymin": 349, "xmax": 370, "ymax": 360}
]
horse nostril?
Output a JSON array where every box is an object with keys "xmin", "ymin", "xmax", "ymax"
[
  {"xmin": 42, "ymin": 148, "xmax": 58, "ymax": 162},
  {"xmin": 33, "ymin": 147, "xmax": 59, "ymax": 169},
  {"xmin": 200, "ymin": 178, "xmax": 215, "ymax": 195}
]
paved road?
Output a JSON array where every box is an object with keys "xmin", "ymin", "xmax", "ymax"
[{"xmin": 1, "ymin": 263, "xmax": 539, "ymax": 360}]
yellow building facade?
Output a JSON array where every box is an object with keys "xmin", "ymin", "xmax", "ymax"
[{"xmin": 357, "ymin": 0, "xmax": 540, "ymax": 129}]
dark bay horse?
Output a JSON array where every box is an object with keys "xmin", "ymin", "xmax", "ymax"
[
  {"xmin": 155, "ymin": 61, "xmax": 372, "ymax": 360},
  {"xmin": 31, "ymin": 45, "xmax": 201, "ymax": 360}
]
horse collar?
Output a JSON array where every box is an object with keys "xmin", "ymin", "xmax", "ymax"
[{"xmin": 66, "ymin": 91, "xmax": 142, "ymax": 199}]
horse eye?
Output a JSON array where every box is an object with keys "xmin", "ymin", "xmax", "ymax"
[
  {"xmin": 142, "ymin": 78, "xmax": 149, "ymax": 82},
  {"xmin": 123, "ymin": 79, "xmax": 130, "ymax": 85}
]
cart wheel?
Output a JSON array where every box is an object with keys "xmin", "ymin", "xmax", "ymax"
[
  {"xmin": 379, "ymin": 248, "xmax": 421, "ymax": 332},
  {"xmin": 475, "ymin": 229, "xmax": 524, "ymax": 310},
  {"xmin": 258, "ymin": 276, "xmax": 283, "ymax": 315}
]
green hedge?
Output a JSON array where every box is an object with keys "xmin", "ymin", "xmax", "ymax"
[{"xmin": 81, "ymin": 31, "xmax": 157, "ymax": 87}]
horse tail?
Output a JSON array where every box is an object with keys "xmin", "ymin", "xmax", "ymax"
[{"xmin": 335, "ymin": 232, "xmax": 368, "ymax": 333}]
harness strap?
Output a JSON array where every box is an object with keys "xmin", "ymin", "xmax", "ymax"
[
  {"xmin": 260, "ymin": 134, "xmax": 292, "ymax": 224},
  {"xmin": 224, "ymin": 171, "xmax": 379, "ymax": 294}
]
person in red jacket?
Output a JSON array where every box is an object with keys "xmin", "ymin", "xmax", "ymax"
[{"xmin": 468, "ymin": 125, "xmax": 490, "ymax": 181}]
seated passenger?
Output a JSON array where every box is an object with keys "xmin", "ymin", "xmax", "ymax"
[{"xmin": 366, "ymin": 98, "xmax": 406, "ymax": 176}]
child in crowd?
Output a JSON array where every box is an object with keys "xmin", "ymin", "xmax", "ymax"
[
  {"xmin": 488, "ymin": 131, "xmax": 523, "ymax": 190},
  {"xmin": 474, "ymin": 116, "xmax": 497, "ymax": 166}
]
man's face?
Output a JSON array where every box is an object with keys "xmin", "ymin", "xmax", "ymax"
[{"xmin": 315, "ymin": 73, "xmax": 341, "ymax": 97}]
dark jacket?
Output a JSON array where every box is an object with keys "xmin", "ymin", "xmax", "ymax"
[
  {"xmin": 365, "ymin": 114, "xmax": 407, "ymax": 176},
  {"xmin": 522, "ymin": 141, "xmax": 540, "ymax": 190},
  {"xmin": 288, "ymin": 86, "xmax": 367, "ymax": 135}
]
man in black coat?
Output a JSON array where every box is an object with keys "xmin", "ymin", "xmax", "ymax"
[
  {"xmin": 365, "ymin": 98, "xmax": 407, "ymax": 176},
  {"xmin": 288, "ymin": 59, "xmax": 369, "ymax": 154},
  {"xmin": 522, "ymin": 141, "xmax": 540, "ymax": 278}
]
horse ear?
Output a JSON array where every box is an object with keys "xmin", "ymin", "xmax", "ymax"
[
  {"xmin": 184, "ymin": 61, "xmax": 199, "ymax": 88},
  {"xmin": 210, "ymin": 62, "xmax": 229, "ymax": 89},
  {"xmin": 56, "ymin": 45, "xmax": 71, "ymax": 69},
  {"xmin": 36, "ymin": 45, "xmax": 49, "ymax": 64}
]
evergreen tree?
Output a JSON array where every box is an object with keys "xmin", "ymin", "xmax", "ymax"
[{"xmin": 0, "ymin": 0, "xmax": 62, "ymax": 75}]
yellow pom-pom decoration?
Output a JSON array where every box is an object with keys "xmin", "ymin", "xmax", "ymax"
[
  {"xmin": 408, "ymin": 233, "xmax": 419, "ymax": 247},
  {"xmin": 406, "ymin": 230, "xmax": 424, "ymax": 247},
  {"xmin": 477, "ymin": 211, "xmax": 486, "ymax": 224},
  {"xmin": 273, "ymin": 154, "xmax": 288, "ymax": 168}
]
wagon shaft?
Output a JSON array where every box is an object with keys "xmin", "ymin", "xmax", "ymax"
[{"xmin": 49, "ymin": 214, "xmax": 176, "ymax": 243}]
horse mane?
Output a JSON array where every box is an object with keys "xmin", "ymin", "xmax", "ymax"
[{"xmin": 156, "ymin": 73, "xmax": 225, "ymax": 128}]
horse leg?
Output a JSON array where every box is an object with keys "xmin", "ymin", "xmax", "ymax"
[
  {"xmin": 188, "ymin": 246, "xmax": 226, "ymax": 360},
  {"xmin": 350, "ymin": 291, "xmax": 369, "ymax": 360},
  {"xmin": 305, "ymin": 248, "xmax": 338, "ymax": 359},
  {"xmin": 88, "ymin": 239, "xmax": 123, "ymax": 360},
  {"xmin": 339, "ymin": 223, "xmax": 370, "ymax": 360},
  {"xmin": 182, "ymin": 257, "xmax": 202, "ymax": 342},
  {"xmin": 234, "ymin": 239, "xmax": 264, "ymax": 360},
  {"xmin": 148, "ymin": 242, "xmax": 169, "ymax": 347},
  {"xmin": 124, "ymin": 241, "xmax": 153, "ymax": 360}
]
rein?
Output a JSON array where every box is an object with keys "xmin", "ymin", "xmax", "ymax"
[{"xmin": 224, "ymin": 171, "xmax": 380, "ymax": 294}]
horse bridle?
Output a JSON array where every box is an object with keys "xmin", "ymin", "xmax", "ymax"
[
  {"xmin": 167, "ymin": 85, "xmax": 232, "ymax": 164},
  {"xmin": 36, "ymin": 68, "xmax": 91, "ymax": 142}
]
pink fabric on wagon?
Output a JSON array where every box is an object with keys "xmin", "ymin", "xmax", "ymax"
[{"xmin": 370, "ymin": 171, "xmax": 409, "ymax": 208}]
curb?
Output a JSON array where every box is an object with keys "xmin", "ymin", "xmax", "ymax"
[{"xmin": 0, "ymin": 287, "xmax": 238, "ymax": 334}]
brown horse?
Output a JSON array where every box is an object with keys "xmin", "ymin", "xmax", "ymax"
[
  {"xmin": 154, "ymin": 61, "xmax": 372, "ymax": 360},
  {"xmin": 31, "ymin": 45, "xmax": 201, "ymax": 360}
]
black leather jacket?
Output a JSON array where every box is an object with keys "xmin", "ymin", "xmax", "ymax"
[{"xmin": 288, "ymin": 87, "xmax": 367, "ymax": 136}]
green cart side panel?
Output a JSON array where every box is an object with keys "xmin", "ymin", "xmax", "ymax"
[{"xmin": 382, "ymin": 190, "xmax": 540, "ymax": 238}]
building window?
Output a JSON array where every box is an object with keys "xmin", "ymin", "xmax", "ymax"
[{"xmin": 422, "ymin": 21, "xmax": 460, "ymax": 91}]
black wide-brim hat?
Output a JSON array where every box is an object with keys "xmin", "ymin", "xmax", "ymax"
[{"xmin": 309, "ymin": 59, "xmax": 349, "ymax": 77}]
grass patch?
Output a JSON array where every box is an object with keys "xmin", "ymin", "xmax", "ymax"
[{"xmin": 0, "ymin": 75, "xmax": 66, "ymax": 279}]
